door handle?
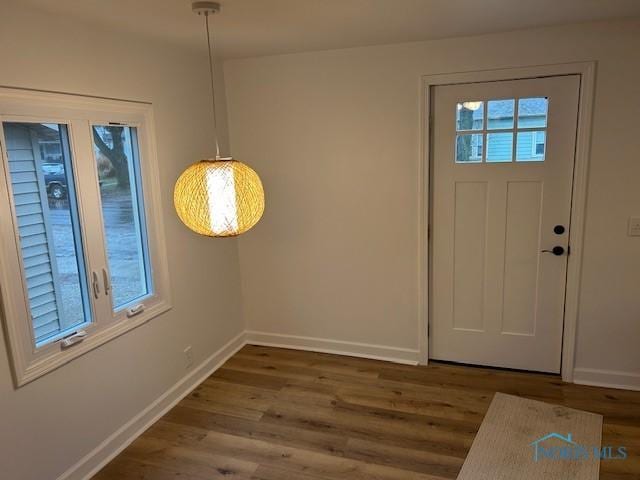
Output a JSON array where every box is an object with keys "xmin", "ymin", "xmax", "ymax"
[
  {"xmin": 92, "ymin": 271, "xmax": 101, "ymax": 298},
  {"xmin": 541, "ymin": 246, "xmax": 565, "ymax": 256},
  {"xmin": 102, "ymin": 268, "xmax": 111, "ymax": 296}
]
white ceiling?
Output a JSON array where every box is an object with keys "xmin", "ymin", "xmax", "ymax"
[{"xmin": 23, "ymin": 0, "xmax": 640, "ymax": 58}]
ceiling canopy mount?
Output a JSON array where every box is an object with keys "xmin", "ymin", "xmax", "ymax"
[{"xmin": 192, "ymin": 1, "xmax": 220, "ymax": 16}]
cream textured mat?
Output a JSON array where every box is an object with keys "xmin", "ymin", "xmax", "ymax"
[{"xmin": 457, "ymin": 392, "xmax": 603, "ymax": 479}]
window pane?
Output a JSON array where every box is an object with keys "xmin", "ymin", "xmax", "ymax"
[
  {"xmin": 456, "ymin": 101, "xmax": 483, "ymax": 131},
  {"xmin": 518, "ymin": 97, "xmax": 548, "ymax": 128},
  {"xmin": 486, "ymin": 132, "xmax": 513, "ymax": 162},
  {"xmin": 93, "ymin": 126, "xmax": 150, "ymax": 309},
  {"xmin": 3, "ymin": 122, "xmax": 90, "ymax": 346},
  {"xmin": 487, "ymin": 99, "xmax": 514, "ymax": 129},
  {"xmin": 456, "ymin": 134, "xmax": 483, "ymax": 163},
  {"xmin": 517, "ymin": 130, "xmax": 546, "ymax": 162}
]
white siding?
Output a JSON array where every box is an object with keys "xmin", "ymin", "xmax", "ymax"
[{"xmin": 5, "ymin": 124, "xmax": 61, "ymax": 342}]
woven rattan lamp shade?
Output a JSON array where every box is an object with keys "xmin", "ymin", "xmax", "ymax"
[{"xmin": 174, "ymin": 159, "xmax": 264, "ymax": 237}]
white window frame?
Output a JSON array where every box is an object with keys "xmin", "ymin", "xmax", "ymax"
[{"xmin": 0, "ymin": 88, "xmax": 171, "ymax": 387}]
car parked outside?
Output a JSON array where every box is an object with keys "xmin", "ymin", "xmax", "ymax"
[{"xmin": 41, "ymin": 163, "xmax": 67, "ymax": 199}]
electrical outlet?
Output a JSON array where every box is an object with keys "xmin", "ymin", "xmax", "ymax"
[
  {"xmin": 628, "ymin": 217, "xmax": 640, "ymax": 237},
  {"xmin": 183, "ymin": 345, "xmax": 193, "ymax": 369}
]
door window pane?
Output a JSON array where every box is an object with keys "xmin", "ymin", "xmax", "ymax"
[
  {"xmin": 92, "ymin": 126, "xmax": 150, "ymax": 309},
  {"xmin": 486, "ymin": 132, "xmax": 513, "ymax": 162},
  {"xmin": 456, "ymin": 101, "xmax": 484, "ymax": 131},
  {"xmin": 487, "ymin": 99, "xmax": 515, "ymax": 129},
  {"xmin": 3, "ymin": 122, "xmax": 90, "ymax": 345},
  {"xmin": 456, "ymin": 134, "xmax": 483, "ymax": 163},
  {"xmin": 517, "ymin": 130, "xmax": 546, "ymax": 162},
  {"xmin": 518, "ymin": 97, "xmax": 548, "ymax": 128}
]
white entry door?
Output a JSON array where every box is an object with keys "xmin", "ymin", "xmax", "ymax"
[{"xmin": 430, "ymin": 75, "xmax": 580, "ymax": 373}]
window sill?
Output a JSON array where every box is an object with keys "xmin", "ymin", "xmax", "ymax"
[{"xmin": 13, "ymin": 300, "xmax": 172, "ymax": 387}]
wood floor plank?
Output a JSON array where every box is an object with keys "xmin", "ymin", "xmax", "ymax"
[
  {"xmin": 344, "ymin": 437, "xmax": 463, "ymax": 478},
  {"xmin": 210, "ymin": 367, "xmax": 289, "ymax": 391},
  {"xmin": 93, "ymin": 346, "xmax": 640, "ymax": 480},
  {"xmin": 93, "ymin": 456, "xmax": 215, "ymax": 480},
  {"xmin": 119, "ymin": 436, "xmax": 258, "ymax": 479},
  {"xmin": 378, "ymin": 365, "xmax": 566, "ymax": 402},
  {"xmin": 180, "ymin": 381, "xmax": 276, "ymax": 421},
  {"xmin": 250, "ymin": 464, "xmax": 330, "ymax": 480},
  {"xmin": 148, "ymin": 420, "xmax": 445, "ymax": 480},
  {"xmin": 335, "ymin": 386, "xmax": 487, "ymax": 423},
  {"xmin": 158, "ymin": 408, "xmax": 350, "ymax": 456},
  {"xmin": 259, "ymin": 399, "xmax": 473, "ymax": 458},
  {"xmin": 236, "ymin": 346, "xmax": 382, "ymax": 378},
  {"xmin": 222, "ymin": 356, "xmax": 387, "ymax": 391},
  {"xmin": 199, "ymin": 429, "xmax": 448, "ymax": 480}
]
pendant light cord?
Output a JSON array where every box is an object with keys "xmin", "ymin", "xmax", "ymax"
[{"xmin": 205, "ymin": 12, "xmax": 221, "ymax": 159}]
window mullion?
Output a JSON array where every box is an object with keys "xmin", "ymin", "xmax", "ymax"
[{"xmin": 67, "ymin": 119, "xmax": 112, "ymax": 330}]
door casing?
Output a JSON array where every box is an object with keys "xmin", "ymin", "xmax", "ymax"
[{"xmin": 419, "ymin": 62, "xmax": 596, "ymax": 383}]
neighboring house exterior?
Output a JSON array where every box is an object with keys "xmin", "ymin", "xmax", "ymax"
[{"xmin": 4, "ymin": 123, "xmax": 65, "ymax": 342}]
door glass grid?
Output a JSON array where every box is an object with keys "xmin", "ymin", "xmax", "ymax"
[{"xmin": 456, "ymin": 97, "xmax": 548, "ymax": 163}]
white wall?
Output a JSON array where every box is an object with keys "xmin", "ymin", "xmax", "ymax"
[
  {"xmin": 0, "ymin": 3, "xmax": 243, "ymax": 479},
  {"xmin": 225, "ymin": 19, "xmax": 640, "ymax": 384}
]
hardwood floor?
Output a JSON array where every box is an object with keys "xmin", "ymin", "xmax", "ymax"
[{"xmin": 93, "ymin": 345, "xmax": 640, "ymax": 480}]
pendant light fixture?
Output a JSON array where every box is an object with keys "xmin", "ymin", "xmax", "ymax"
[{"xmin": 174, "ymin": 1, "xmax": 264, "ymax": 237}]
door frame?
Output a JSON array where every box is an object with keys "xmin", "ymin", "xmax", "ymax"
[{"xmin": 419, "ymin": 62, "xmax": 596, "ymax": 382}]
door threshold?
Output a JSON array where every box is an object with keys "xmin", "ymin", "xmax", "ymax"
[{"xmin": 427, "ymin": 358, "xmax": 562, "ymax": 377}]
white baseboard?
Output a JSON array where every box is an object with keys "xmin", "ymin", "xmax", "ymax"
[
  {"xmin": 244, "ymin": 330, "xmax": 420, "ymax": 365},
  {"xmin": 573, "ymin": 367, "xmax": 640, "ymax": 391},
  {"xmin": 57, "ymin": 330, "xmax": 247, "ymax": 480}
]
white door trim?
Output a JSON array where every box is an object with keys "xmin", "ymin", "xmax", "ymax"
[{"xmin": 419, "ymin": 62, "xmax": 596, "ymax": 383}]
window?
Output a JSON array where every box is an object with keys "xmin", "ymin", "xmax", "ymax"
[
  {"xmin": 486, "ymin": 132, "xmax": 513, "ymax": 163},
  {"xmin": 92, "ymin": 125, "xmax": 151, "ymax": 310},
  {"xmin": 0, "ymin": 88, "xmax": 170, "ymax": 386},
  {"xmin": 487, "ymin": 99, "xmax": 514, "ymax": 129},
  {"xmin": 456, "ymin": 97, "xmax": 548, "ymax": 163},
  {"xmin": 455, "ymin": 101, "xmax": 484, "ymax": 163},
  {"xmin": 4, "ymin": 123, "xmax": 90, "ymax": 347},
  {"xmin": 455, "ymin": 133, "xmax": 483, "ymax": 163},
  {"xmin": 534, "ymin": 131, "xmax": 546, "ymax": 155},
  {"xmin": 39, "ymin": 140, "xmax": 63, "ymax": 162}
]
